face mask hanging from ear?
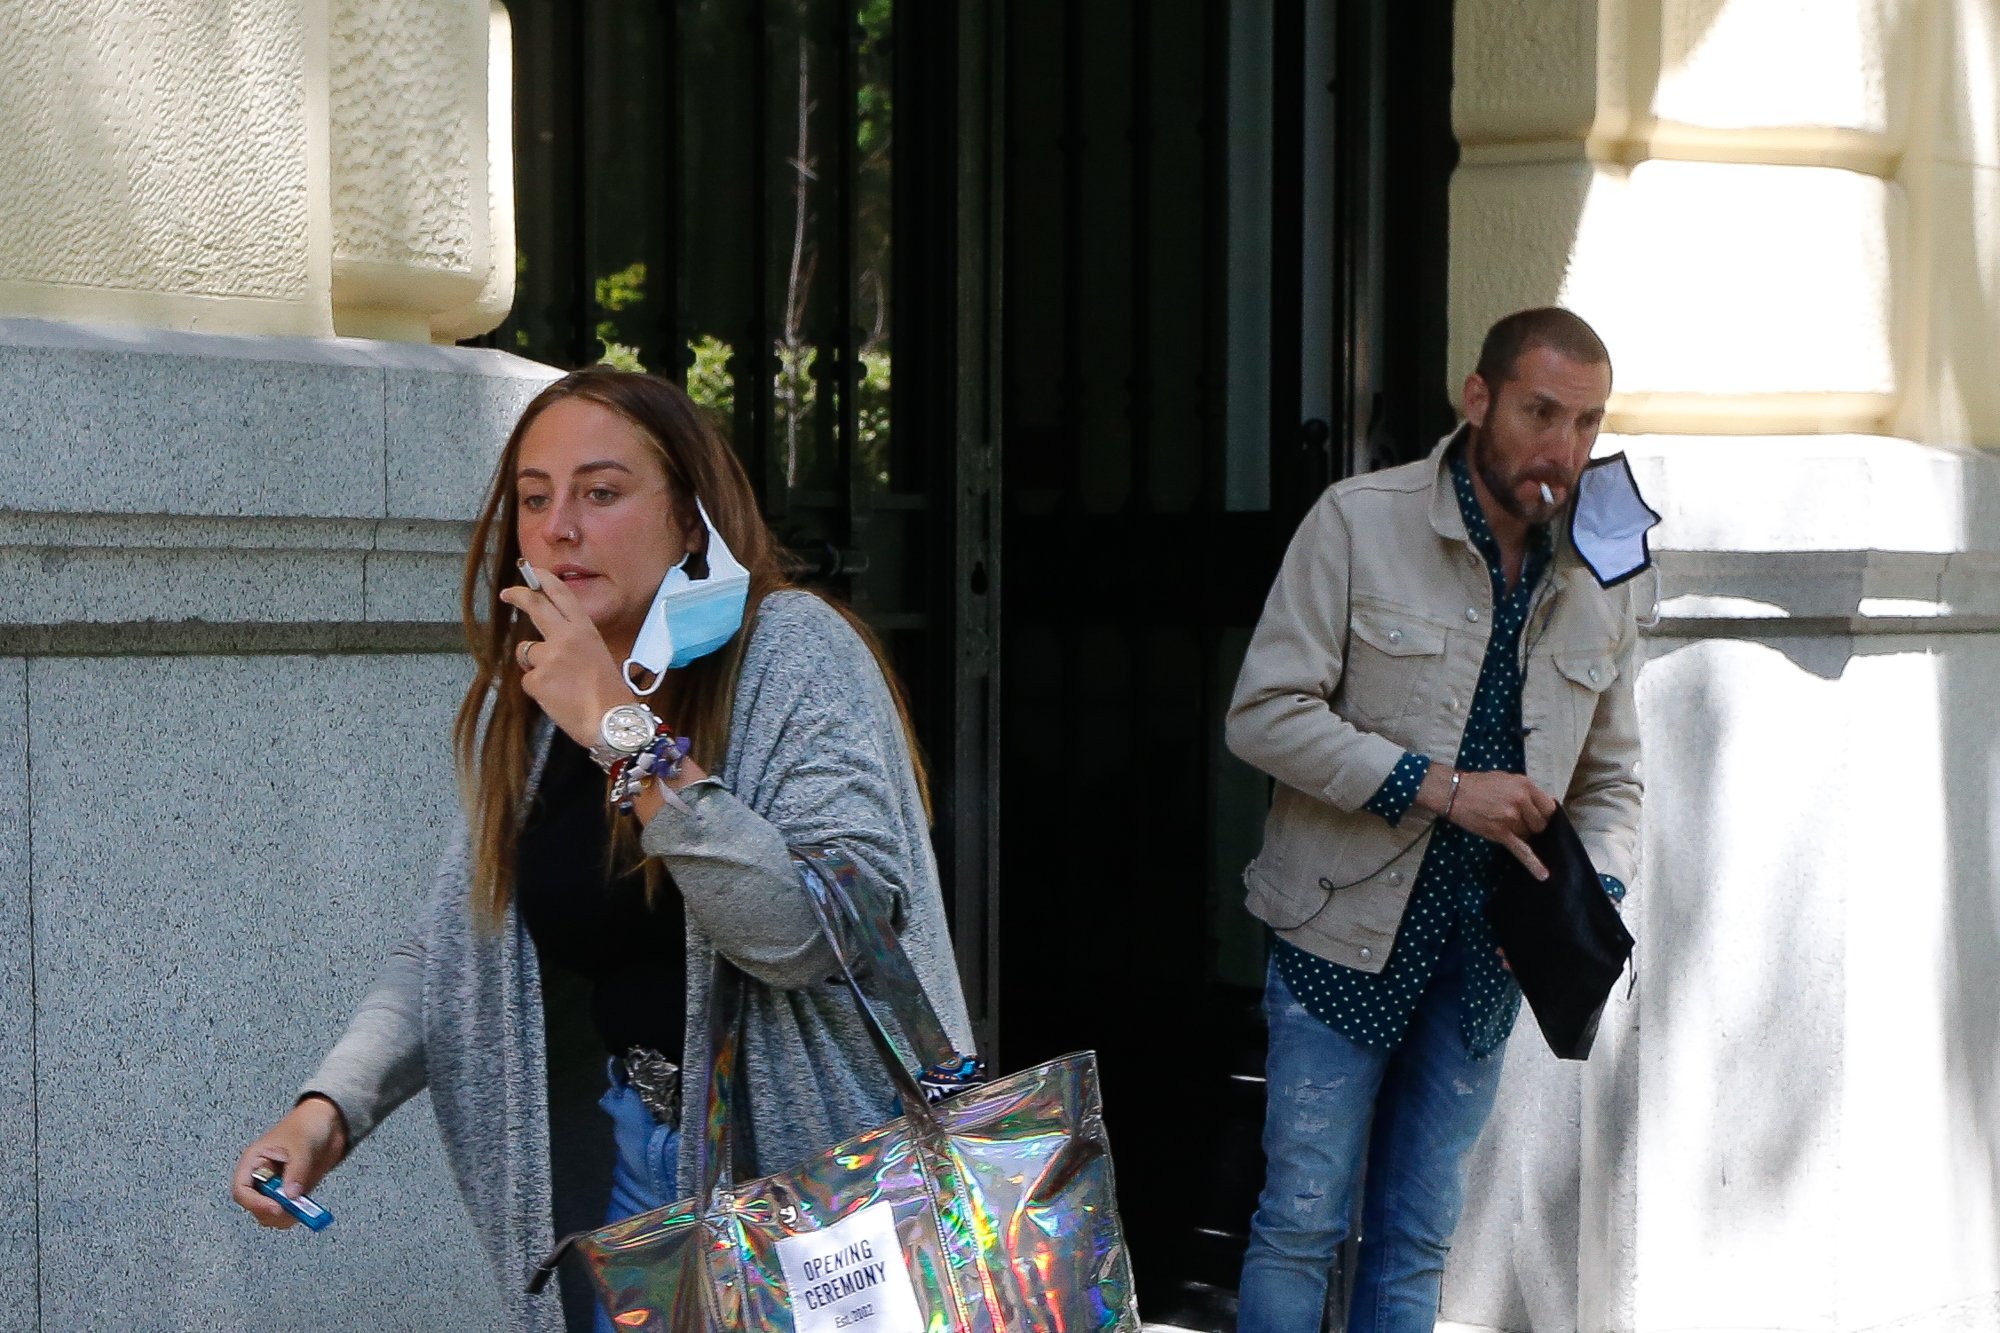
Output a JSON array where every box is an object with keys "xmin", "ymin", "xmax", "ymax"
[
  {"xmin": 1568, "ymin": 453, "xmax": 1662, "ymax": 589},
  {"xmin": 623, "ymin": 499, "xmax": 751, "ymax": 695}
]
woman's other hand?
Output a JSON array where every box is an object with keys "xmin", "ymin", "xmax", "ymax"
[
  {"xmin": 232, "ymin": 1095, "xmax": 349, "ymax": 1228},
  {"xmin": 500, "ymin": 563, "xmax": 637, "ymax": 749}
]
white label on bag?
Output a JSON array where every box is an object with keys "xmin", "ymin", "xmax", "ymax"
[{"xmin": 775, "ymin": 1201, "xmax": 926, "ymax": 1333}]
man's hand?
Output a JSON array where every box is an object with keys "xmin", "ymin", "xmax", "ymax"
[{"xmin": 1415, "ymin": 765, "xmax": 1557, "ymax": 880}]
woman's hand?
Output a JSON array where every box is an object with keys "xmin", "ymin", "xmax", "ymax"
[
  {"xmin": 231, "ymin": 1095, "xmax": 348, "ymax": 1229},
  {"xmin": 499, "ymin": 564, "xmax": 638, "ymax": 750}
]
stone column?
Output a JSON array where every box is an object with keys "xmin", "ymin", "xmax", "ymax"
[
  {"xmin": 1444, "ymin": 3, "xmax": 2000, "ymax": 1332},
  {"xmin": 0, "ymin": 3, "xmax": 550, "ymax": 1329}
]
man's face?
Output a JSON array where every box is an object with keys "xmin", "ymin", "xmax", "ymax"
[{"xmin": 1462, "ymin": 344, "xmax": 1612, "ymax": 525}]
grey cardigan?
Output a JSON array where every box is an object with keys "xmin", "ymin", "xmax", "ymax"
[{"xmin": 304, "ymin": 590, "xmax": 976, "ymax": 1332}]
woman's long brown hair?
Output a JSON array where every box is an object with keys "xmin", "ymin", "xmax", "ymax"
[{"xmin": 453, "ymin": 367, "xmax": 929, "ymax": 927}]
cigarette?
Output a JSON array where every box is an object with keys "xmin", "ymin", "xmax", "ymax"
[
  {"xmin": 516, "ymin": 557, "xmax": 542, "ymax": 591},
  {"xmin": 1538, "ymin": 482, "xmax": 1555, "ymax": 505}
]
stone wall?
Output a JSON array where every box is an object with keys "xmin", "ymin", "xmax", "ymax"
[
  {"xmin": 1444, "ymin": 4, "xmax": 2000, "ymax": 1332},
  {"xmin": 0, "ymin": 2, "xmax": 533, "ymax": 1322},
  {"xmin": 0, "ymin": 318, "xmax": 557, "ymax": 1332}
]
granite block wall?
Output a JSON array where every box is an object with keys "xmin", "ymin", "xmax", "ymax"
[{"xmin": 0, "ymin": 320, "xmax": 558, "ymax": 1331}]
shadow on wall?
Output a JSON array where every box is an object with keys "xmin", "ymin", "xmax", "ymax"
[
  {"xmin": 1939, "ymin": 636, "xmax": 2000, "ymax": 1266},
  {"xmin": 1640, "ymin": 636, "xmax": 1848, "ymax": 1211},
  {"xmin": 1911, "ymin": 0, "xmax": 2000, "ymax": 1246}
]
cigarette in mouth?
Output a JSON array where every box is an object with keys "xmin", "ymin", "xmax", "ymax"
[{"xmin": 1538, "ymin": 482, "xmax": 1555, "ymax": 505}]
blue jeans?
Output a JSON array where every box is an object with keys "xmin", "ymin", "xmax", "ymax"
[
  {"xmin": 1237, "ymin": 951, "xmax": 1507, "ymax": 1333},
  {"xmin": 593, "ymin": 1061, "xmax": 681, "ymax": 1333}
]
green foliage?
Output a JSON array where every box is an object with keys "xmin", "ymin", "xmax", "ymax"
[
  {"xmin": 857, "ymin": 346, "xmax": 892, "ymax": 487},
  {"xmin": 595, "ymin": 330, "xmax": 646, "ymax": 372},
  {"xmin": 593, "ymin": 261, "xmax": 649, "ymax": 369},
  {"xmin": 687, "ymin": 335, "xmax": 736, "ymax": 420},
  {"xmin": 595, "ymin": 261, "xmax": 648, "ymax": 312}
]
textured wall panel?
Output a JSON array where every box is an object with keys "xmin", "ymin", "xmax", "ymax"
[
  {"xmin": 1606, "ymin": 161, "xmax": 1898, "ymax": 398},
  {"xmin": 1935, "ymin": 0, "xmax": 2000, "ymax": 170},
  {"xmin": 1452, "ymin": 160, "xmax": 1899, "ymax": 421},
  {"xmin": 1448, "ymin": 159, "xmax": 1618, "ymax": 381},
  {"xmin": 1453, "ymin": 0, "xmax": 1604, "ymax": 145},
  {"xmin": 1910, "ymin": 162, "xmax": 2000, "ymax": 448},
  {"xmin": 29, "ymin": 654, "xmax": 498, "ymax": 1332},
  {"xmin": 1653, "ymin": 0, "xmax": 1917, "ymax": 140},
  {"xmin": 0, "ymin": 1, "xmax": 319, "ymax": 310},
  {"xmin": 329, "ymin": 0, "xmax": 490, "ymax": 329},
  {"xmin": 430, "ymin": 1, "xmax": 517, "ymax": 343}
]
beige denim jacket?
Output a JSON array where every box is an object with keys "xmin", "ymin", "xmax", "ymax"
[{"xmin": 1225, "ymin": 430, "xmax": 1643, "ymax": 973}]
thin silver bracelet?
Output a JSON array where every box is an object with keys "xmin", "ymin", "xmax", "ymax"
[{"xmin": 1442, "ymin": 770, "xmax": 1462, "ymax": 824}]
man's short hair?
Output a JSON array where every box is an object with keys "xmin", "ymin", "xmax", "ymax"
[{"xmin": 1474, "ymin": 307, "xmax": 1611, "ymax": 388}]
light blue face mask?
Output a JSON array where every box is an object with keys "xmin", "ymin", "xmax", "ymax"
[{"xmin": 623, "ymin": 499, "xmax": 751, "ymax": 695}]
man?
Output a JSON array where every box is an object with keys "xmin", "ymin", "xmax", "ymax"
[{"xmin": 1227, "ymin": 307, "xmax": 1643, "ymax": 1333}]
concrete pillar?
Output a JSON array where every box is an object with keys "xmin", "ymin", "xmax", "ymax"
[{"xmin": 1445, "ymin": 4, "xmax": 2000, "ymax": 1332}]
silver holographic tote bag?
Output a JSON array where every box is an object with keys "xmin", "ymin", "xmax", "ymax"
[{"xmin": 530, "ymin": 847, "xmax": 1142, "ymax": 1333}]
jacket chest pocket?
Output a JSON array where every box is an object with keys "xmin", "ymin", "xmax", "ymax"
[
  {"xmin": 1546, "ymin": 646, "xmax": 1618, "ymax": 760},
  {"xmin": 1342, "ymin": 606, "xmax": 1448, "ymax": 737}
]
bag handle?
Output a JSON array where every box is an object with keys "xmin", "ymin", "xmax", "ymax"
[
  {"xmin": 692, "ymin": 848, "xmax": 970, "ymax": 1203},
  {"xmin": 790, "ymin": 846, "xmax": 964, "ymax": 1070},
  {"xmin": 530, "ymin": 850, "xmax": 971, "ymax": 1296}
]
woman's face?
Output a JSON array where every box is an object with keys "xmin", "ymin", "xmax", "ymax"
[{"xmin": 514, "ymin": 397, "xmax": 690, "ymax": 657}]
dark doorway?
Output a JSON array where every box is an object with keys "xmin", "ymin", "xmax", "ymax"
[{"xmin": 994, "ymin": 0, "xmax": 1455, "ymax": 1323}]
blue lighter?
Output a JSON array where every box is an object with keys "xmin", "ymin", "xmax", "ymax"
[{"xmin": 250, "ymin": 1166, "xmax": 334, "ymax": 1231}]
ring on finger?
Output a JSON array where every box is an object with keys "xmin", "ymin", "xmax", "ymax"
[{"xmin": 517, "ymin": 639, "xmax": 537, "ymax": 670}]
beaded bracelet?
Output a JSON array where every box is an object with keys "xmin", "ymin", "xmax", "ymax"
[{"xmin": 608, "ymin": 729, "xmax": 693, "ymax": 814}]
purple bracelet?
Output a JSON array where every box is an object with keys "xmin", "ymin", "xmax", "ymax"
[{"xmin": 610, "ymin": 732, "xmax": 693, "ymax": 813}]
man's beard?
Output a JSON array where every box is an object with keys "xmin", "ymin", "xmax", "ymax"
[{"xmin": 1469, "ymin": 426, "xmax": 1567, "ymax": 526}]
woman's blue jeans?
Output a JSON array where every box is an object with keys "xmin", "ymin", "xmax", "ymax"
[
  {"xmin": 1237, "ymin": 950, "xmax": 1507, "ymax": 1333},
  {"xmin": 593, "ymin": 1061, "xmax": 680, "ymax": 1333}
]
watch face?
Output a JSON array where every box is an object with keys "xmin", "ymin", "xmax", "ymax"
[{"xmin": 601, "ymin": 704, "xmax": 657, "ymax": 752}]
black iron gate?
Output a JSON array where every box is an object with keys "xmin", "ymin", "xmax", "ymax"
[{"xmin": 995, "ymin": 0, "xmax": 1455, "ymax": 1322}]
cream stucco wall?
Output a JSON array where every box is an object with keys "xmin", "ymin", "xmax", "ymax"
[
  {"xmin": 0, "ymin": 0, "xmax": 512, "ymax": 343},
  {"xmin": 1446, "ymin": 4, "xmax": 2000, "ymax": 1333}
]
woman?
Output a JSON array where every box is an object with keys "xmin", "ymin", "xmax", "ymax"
[{"xmin": 231, "ymin": 368, "xmax": 975, "ymax": 1332}]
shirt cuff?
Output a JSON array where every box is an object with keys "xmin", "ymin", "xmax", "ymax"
[
  {"xmin": 1363, "ymin": 752, "xmax": 1431, "ymax": 828},
  {"xmin": 1601, "ymin": 874, "xmax": 1626, "ymax": 903}
]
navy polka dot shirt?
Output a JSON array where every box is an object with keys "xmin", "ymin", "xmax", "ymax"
[{"xmin": 1274, "ymin": 448, "xmax": 1624, "ymax": 1058}]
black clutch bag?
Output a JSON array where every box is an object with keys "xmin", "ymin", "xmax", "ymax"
[{"xmin": 1484, "ymin": 807, "xmax": 1634, "ymax": 1060}]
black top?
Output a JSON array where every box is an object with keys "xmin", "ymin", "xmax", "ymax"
[{"xmin": 515, "ymin": 734, "xmax": 686, "ymax": 1059}]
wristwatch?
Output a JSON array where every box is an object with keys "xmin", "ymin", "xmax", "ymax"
[{"xmin": 590, "ymin": 702, "xmax": 662, "ymax": 771}]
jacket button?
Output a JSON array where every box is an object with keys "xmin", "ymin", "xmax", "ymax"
[
  {"xmin": 1465, "ymin": 607, "xmax": 1480, "ymax": 623},
  {"xmin": 1588, "ymin": 667, "xmax": 1601, "ymax": 682},
  {"xmin": 1388, "ymin": 871, "xmax": 1403, "ymax": 886},
  {"xmin": 1387, "ymin": 628, "xmax": 1402, "ymax": 644},
  {"xmin": 1359, "ymin": 947, "xmax": 1373, "ymax": 961}
]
